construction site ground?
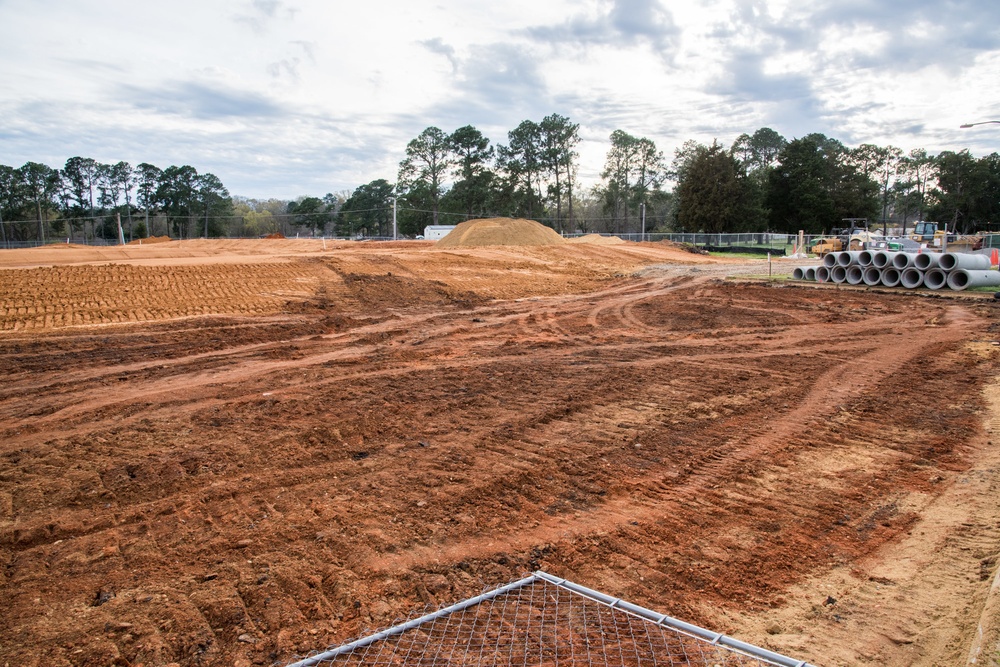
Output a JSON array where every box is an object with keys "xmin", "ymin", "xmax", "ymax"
[{"xmin": 2, "ymin": 238, "xmax": 1000, "ymax": 666}]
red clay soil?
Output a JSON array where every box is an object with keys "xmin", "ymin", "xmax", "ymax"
[{"xmin": 1, "ymin": 242, "xmax": 1000, "ymax": 666}]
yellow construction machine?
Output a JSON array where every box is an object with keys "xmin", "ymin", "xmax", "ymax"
[
  {"xmin": 808, "ymin": 236, "xmax": 843, "ymax": 257},
  {"xmin": 909, "ymin": 221, "xmax": 981, "ymax": 252}
]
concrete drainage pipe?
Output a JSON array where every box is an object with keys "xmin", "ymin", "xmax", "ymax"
[
  {"xmin": 837, "ymin": 251, "xmax": 863, "ymax": 267},
  {"xmin": 863, "ymin": 267, "xmax": 882, "ymax": 286},
  {"xmin": 872, "ymin": 251, "xmax": 895, "ymax": 269},
  {"xmin": 940, "ymin": 252, "xmax": 991, "ymax": 271},
  {"xmin": 946, "ymin": 269, "xmax": 1000, "ymax": 291},
  {"xmin": 816, "ymin": 266, "xmax": 831, "ymax": 282},
  {"xmin": 823, "ymin": 253, "xmax": 840, "ymax": 268},
  {"xmin": 857, "ymin": 250, "xmax": 875, "ymax": 267},
  {"xmin": 880, "ymin": 267, "xmax": 901, "ymax": 287},
  {"xmin": 923, "ymin": 268, "xmax": 948, "ymax": 290},
  {"xmin": 846, "ymin": 266, "xmax": 865, "ymax": 285},
  {"xmin": 914, "ymin": 252, "xmax": 941, "ymax": 270},
  {"xmin": 892, "ymin": 252, "xmax": 918, "ymax": 269},
  {"xmin": 900, "ymin": 268, "xmax": 924, "ymax": 289},
  {"xmin": 831, "ymin": 265, "xmax": 848, "ymax": 283}
]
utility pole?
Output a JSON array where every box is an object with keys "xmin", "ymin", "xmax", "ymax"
[
  {"xmin": 116, "ymin": 212, "xmax": 126, "ymax": 245},
  {"xmin": 392, "ymin": 197, "xmax": 397, "ymax": 240},
  {"xmin": 641, "ymin": 202, "xmax": 646, "ymax": 242}
]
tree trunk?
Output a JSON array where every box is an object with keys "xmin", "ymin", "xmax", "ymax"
[
  {"xmin": 566, "ymin": 162, "xmax": 574, "ymax": 231},
  {"xmin": 553, "ymin": 167, "xmax": 562, "ymax": 232},
  {"xmin": 917, "ymin": 176, "xmax": 926, "ymax": 223}
]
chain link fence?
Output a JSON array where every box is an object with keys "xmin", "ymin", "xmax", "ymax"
[{"xmin": 286, "ymin": 571, "xmax": 812, "ymax": 667}]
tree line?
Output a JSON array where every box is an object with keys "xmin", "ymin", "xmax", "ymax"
[
  {"xmin": 336, "ymin": 122, "xmax": 1000, "ymax": 237},
  {"xmin": 674, "ymin": 130, "xmax": 1000, "ymax": 236},
  {"xmin": 3, "ymin": 119, "xmax": 998, "ymax": 243},
  {"xmin": 332, "ymin": 116, "xmax": 675, "ymax": 237},
  {"xmin": 0, "ymin": 159, "xmax": 232, "ymax": 244}
]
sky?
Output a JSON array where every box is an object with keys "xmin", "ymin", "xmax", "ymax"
[{"xmin": 2, "ymin": 0, "xmax": 999, "ymax": 200}]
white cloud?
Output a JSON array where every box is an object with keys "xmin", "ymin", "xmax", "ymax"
[{"xmin": 0, "ymin": 0, "xmax": 998, "ymax": 198}]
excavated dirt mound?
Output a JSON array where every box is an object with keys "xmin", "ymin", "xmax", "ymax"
[
  {"xmin": 661, "ymin": 239, "xmax": 709, "ymax": 255},
  {"xmin": 566, "ymin": 234, "xmax": 627, "ymax": 245},
  {"xmin": 435, "ymin": 217, "xmax": 564, "ymax": 247}
]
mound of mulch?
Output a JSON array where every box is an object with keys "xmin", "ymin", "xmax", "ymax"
[
  {"xmin": 436, "ymin": 218, "xmax": 564, "ymax": 248},
  {"xmin": 263, "ymin": 232, "xmax": 286, "ymax": 240}
]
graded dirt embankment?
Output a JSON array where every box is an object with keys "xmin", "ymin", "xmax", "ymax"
[
  {"xmin": 0, "ymin": 239, "xmax": 998, "ymax": 667},
  {"xmin": 0, "ymin": 238, "xmax": 720, "ymax": 331}
]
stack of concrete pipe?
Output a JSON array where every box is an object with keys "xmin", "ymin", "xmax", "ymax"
[{"xmin": 792, "ymin": 251, "xmax": 1000, "ymax": 291}]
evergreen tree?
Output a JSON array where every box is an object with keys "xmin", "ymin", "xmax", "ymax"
[
  {"xmin": 398, "ymin": 127, "xmax": 451, "ymax": 226},
  {"xmin": 340, "ymin": 179, "xmax": 395, "ymax": 237},
  {"xmin": 675, "ymin": 142, "xmax": 759, "ymax": 233}
]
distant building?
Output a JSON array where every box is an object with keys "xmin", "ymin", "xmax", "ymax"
[{"xmin": 423, "ymin": 225, "xmax": 456, "ymax": 240}]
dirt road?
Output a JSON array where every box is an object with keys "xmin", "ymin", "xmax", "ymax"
[{"xmin": 1, "ymin": 240, "xmax": 999, "ymax": 666}]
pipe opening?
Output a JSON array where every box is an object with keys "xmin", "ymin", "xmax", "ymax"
[
  {"xmin": 900, "ymin": 268, "xmax": 923, "ymax": 289},
  {"xmin": 924, "ymin": 268, "xmax": 948, "ymax": 290},
  {"xmin": 881, "ymin": 268, "xmax": 900, "ymax": 287},
  {"xmin": 863, "ymin": 267, "xmax": 882, "ymax": 286}
]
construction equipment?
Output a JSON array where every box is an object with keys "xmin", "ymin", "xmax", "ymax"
[
  {"xmin": 808, "ymin": 236, "xmax": 842, "ymax": 257},
  {"xmin": 848, "ymin": 229, "xmax": 884, "ymax": 250},
  {"xmin": 910, "ymin": 221, "xmax": 943, "ymax": 244},
  {"xmin": 810, "ymin": 228, "xmax": 885, "ymax": 257},
  {"xmin": 909, "ymin": 221, "xmax": 982, "ymax": 252},
  {"xmin": 825, "ymin": 220, "xmax": 885, "ymax": 251},
  {"xmin": 838, "ymin": 218, "xmax": 875, "ymax": 250}
]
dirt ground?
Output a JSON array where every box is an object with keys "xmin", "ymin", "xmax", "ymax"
[{"xmin": 2, "ymin": 239, "xmax": 1000, "ymax": 666}]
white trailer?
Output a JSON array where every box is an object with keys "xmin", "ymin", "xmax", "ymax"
[{"xmin": 422, "ymin": 225, "xmax": 456, "ymax": 240}]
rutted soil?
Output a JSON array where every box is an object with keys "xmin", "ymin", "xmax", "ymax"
[{"xmin": 1, "ymin": 240, "xmax": 999, "ymax": 666}]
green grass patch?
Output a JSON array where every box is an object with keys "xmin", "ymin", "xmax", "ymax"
[{"xmin": 707, "ymin": 251, "xmax": 774, "ymax": 259}]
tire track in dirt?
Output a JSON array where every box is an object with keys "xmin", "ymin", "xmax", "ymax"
[
  {"xmin": 364, "ymin": 303, "xmax": 977, "ymax": 576},
  {"xmin": 0, "ymin": 276, "xmax": 687, "ymax": 438},
  {"xmin": 0, "ymin": 276, "xmax": 948, "ymax": 457},
  {"xmin": 724, "ymin": 356, "xmax": 1000, "ymax": 665},
  {"xmin": 585, "ymin": 272, "xmax": 702, "ymax": 331},
  {"xmin": 0, "ymin": 299, "xmax": 852, "ymax": 449}
]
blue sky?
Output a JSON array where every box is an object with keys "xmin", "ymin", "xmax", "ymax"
[{"xmin": 1, "ymin": 0, "xmax": 999, "ymax": 199}]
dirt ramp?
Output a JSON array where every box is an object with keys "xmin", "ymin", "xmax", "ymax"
[{"xmin": 436, "ymin": 217, "xmax": 564, "ymax": 248}]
